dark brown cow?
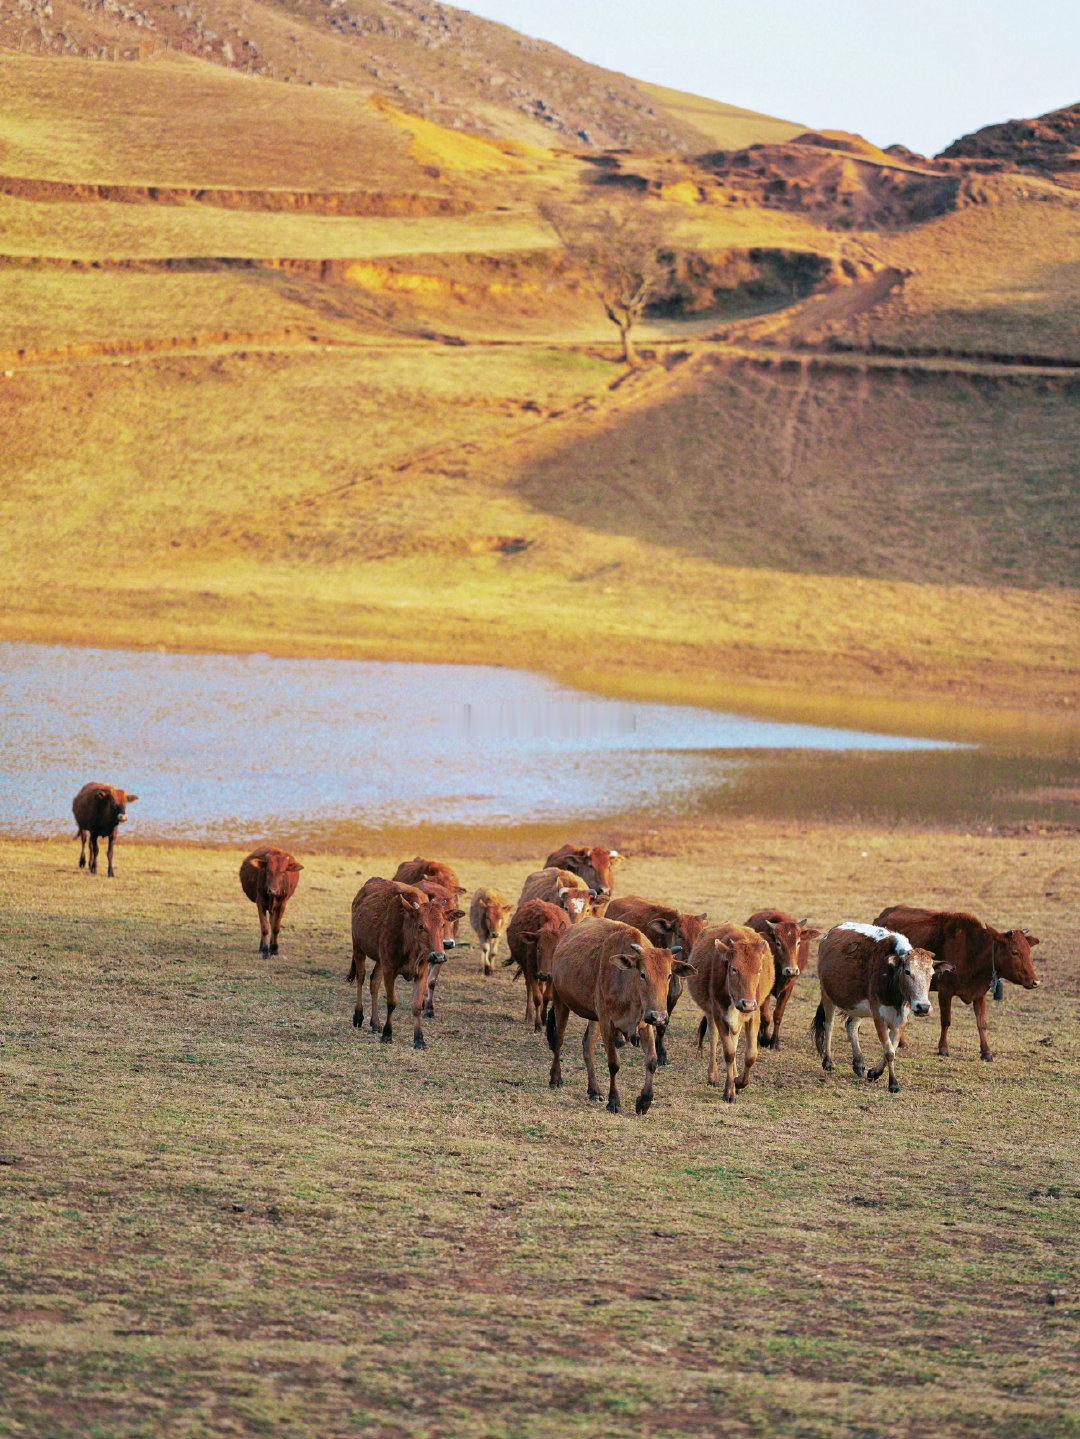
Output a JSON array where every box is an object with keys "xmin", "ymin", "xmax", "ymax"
[
  {"xmin": 604, "ymin": 896, "xmax": 708, "ymax": 1066},
  {"xmin": 349, "ymin": 878, "xmax": 462, "ymax": 1049},
  {"xmin": 543, "ymin": 844, "xmax": 623, "ymax": 897},
  {"xmin": 73, "ymin": 782, "xmax": 138, "ymax": 877},
  {"xmin": 875, "ymin": 905, "xmax": 1040, "ymax": 1061},
  {"xmin": 544, "ymin": 917, "xmax": 693, "ymax": 1116},
  {"xmin": 469, "ymin": 887, "xmax": 514, "ymax": 975},
  {"xmin": 746, "ymin": 909, "xmax": 821, "ymax": 1051},
  {"xmin": 393, "ymin": 859, "xmax": 466, "ymax": 1019},
  {"xmin": 687, "ymin": 923, "xmax": 774, "ymax": 1102},
  {"xmin": 813, "ymin": 923, "xmax": 939, "ymax": 1093},
  {"xmin": 504, "ymin": 899, "xmax": 573, "ymax": 1029},
  {"xmin": 239, "ymin": 845, "xmax": 303, "ymax": 957}
]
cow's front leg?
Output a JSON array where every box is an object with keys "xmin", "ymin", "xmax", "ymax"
[
  {"xmin": 106, "ymin": 829, "xmax": 116, "ymax": 878},
  {"xmin": 256, "ymin": 896, "xmax": 270, "ymax": 957},
  {"xmin": 411, "ymin": 965, "xmax": 429, "ymax": 1049},
  {"xmin": 423, "ymin": 964, "xmax": 439, "ymax": 1020},
  {"xmin": 635, "ymin": 1023, "xmax": 658, "ymax": 1115},
  {"xmin": 868, "ymin": 1013, "xmax": 900, "ymax": 1091},
  {"xmin": 937, "ymin": 990, "xmax": 953, "ymax": 1056},
  {"xmin": 759, "ymin": 994, "xmax": 775, "ymax": 1047},
  {"xmin": 603, "ymin": 1025, "xmax": 622, "ymax": 1114},
  {"xmin": 268, "ymin": 899, "xmax": 285, "ymax": 955},
  {"xmin": 483, "ymin": 939, "xmax": 495, "ymax": 976},
  {"xmin": 972, "ymin": 993, "xmax": 994, "ymax": 1062},
  {"xmin": 846, "ymin": 1016, "xmax": 867, "ymax": 1077},
  {"xmin": 547, "ymin": 999, "xmax": 569, "ymax": 1088},
  {"xmin": 381, "ymin": 970, "xmax": 397, "ymax": 1044},
  {"xmin": 368, "ymin": 962, "xmax": 383, "ymax": 1033},
  {"xmin": 721, "ymin": 1023, "xmax": 738, "ymax": 1103},
  {"xmin": 706, "ymin": 1017, "xmax": 722, "ymax": 1087},
  {"xmin": 736, "ymin": 1011, "xmax": 760, "ymax": 1092},
  {"xmin": 770, "ymin": 984, "xmax": 795, "ymax": 1049},
  {"xmin": 582, "ymin": 1020, "xmax": 601, "ymax": 1101}
]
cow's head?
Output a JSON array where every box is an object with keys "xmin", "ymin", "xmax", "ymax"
[
  {"xmin": 109, "ymin": 788, "xmax": 138, "ymax": 824},
  {"xmin": 548, "ymin": 845, "xmax": 623, "ymax": 897},
  {"xmin": 556, "ymin": 885, "xmax": 591, "ymax": 924},
  {"xmin": 890, "ymin": 944, "xmax": 937, "ymax": 1016},
  {"xmin": 992, "ymin": 926, "xmax": 1041, "ymax": 989},
  {"xmin": 602, "ymin": 938, "xmax": 694, "ymax": 1045},
  {"xmin": 715, "ymin": 930, "xmax": 770, "ymax": 1026},
  {"xmin": 401, "ymin": 891, "xmax": 459, "ymax": 968},
  {"xmin": 420, "ymin": 880, "xmax": 465, "ymax": 945},
  {"xmin": 795, "ymin": 919, "xmax": 821, "ymax": 974},
  {"xmin": 249, "ymin": 849, "xmax": 303, "ymax": 899},
  {"xmin": 755, "ymin": 915, "xmax": 801, "ymax": 979}
]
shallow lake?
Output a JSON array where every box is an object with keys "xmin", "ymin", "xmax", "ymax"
[{"xmin": 0, "ymin": 642, "xmax": 1075, "ymax": 838}]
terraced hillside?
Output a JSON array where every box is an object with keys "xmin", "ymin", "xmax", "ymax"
[{"xmin": 0, "ymin": 37, "xmax": 1077, "ymax": 744}]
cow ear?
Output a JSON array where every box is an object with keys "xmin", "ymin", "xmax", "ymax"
[
  {"xmin": 287, "ymin": 861, "xmax": 303, "ymax": 872},
  {"xmin": 1022, "ymin": 930, "xmax": 1041, "ymax": 947},
  {"xmin": 696, "ymin": 912, "xmax": 708, "ymax": 921},
  {"xmin": 449, "ymin": 908, "xmax": 465, "ymax": 922},
  {"xmin": 933, "ymin": 961, "xmax": 954, "ymax": 974},
  {"xmin": 801, "ymin": 927, "xmax": 821, "ymax": 941},
  {"xmin": 400, "ymin": 895, "xmax": 421, "ymax": 912},
  {"xmin": 673, "ymin": 958, "xmax": 696, "ymax": 977},
  {"xmin": 126, "ymin": 793, "xmax": 139, "ymax": 803},
  {"xmin": 614, "ymin": 952, "xmax": 637, "ymax": 969},
  {"xmin": 248, "ymin": 857, "xmax": 265, "ymax": 869}
]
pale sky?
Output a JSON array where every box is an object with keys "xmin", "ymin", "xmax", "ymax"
[{"xmin": 464, "ymin": 0, "xmax": 1075, "ymax": 156}]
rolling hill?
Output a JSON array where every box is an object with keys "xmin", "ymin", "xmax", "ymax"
[{"xmin": 0, "ymin": 8, "xmax": 1077, "ymax": 746}]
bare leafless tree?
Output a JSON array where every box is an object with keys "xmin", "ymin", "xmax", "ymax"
[{"xmin": 540, "ymin": 199, "xmax": 668, "ymax": 367}]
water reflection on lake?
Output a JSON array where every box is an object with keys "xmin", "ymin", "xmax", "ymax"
[{"xmin": 0, "ymin": 643, "xmax": 1074, "ymax": 836}]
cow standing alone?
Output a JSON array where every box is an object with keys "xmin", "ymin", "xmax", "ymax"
[
  {"xmin": 73, "ymin": 783, "xmax": 138, "ymax": 877},
  {"xmin": 239, "ymin": 846, "xmax": 303, "ymax": 958}
]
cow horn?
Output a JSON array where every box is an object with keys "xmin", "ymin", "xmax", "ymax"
[{"xmin": 629, "ymin": 943, "xmax": 643, "ymax": 954}]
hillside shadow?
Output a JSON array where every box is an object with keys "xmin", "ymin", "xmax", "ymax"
[{"xmin": 513, "ymin": 349, "xmax": 1080, "ymax": 589}]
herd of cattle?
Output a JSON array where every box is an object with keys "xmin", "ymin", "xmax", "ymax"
[{"xmin": 73, "ymin": 783, "xmax": 1042, "ymax": 1116}]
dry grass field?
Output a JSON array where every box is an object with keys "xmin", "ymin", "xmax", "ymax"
[{"xmin": 2, "ymin": 825, "xmax": 1078, "ymax": 1438}]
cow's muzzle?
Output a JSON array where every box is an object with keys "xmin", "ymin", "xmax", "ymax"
[
  {"xmin": 644, "ymin": 1009, "xmax": 668, "ymax": 1028},
  {"xmin": 429, "ymin": 950, "xmax": 447, "ymax": 965},
  {"xmin": 912, "ymin": 1001, "xmax": 931, "ymax": 1016},
  {"xmin": 782, "ymin": 965, "xmax": 800, "ymax": 979},
  {"xmin": 735, "ymin": 998, "xmax": 757, "ymax": 1013},
  {"xmin": 442, "ymin": 938, "xmax": 456, "ymax": 950}
]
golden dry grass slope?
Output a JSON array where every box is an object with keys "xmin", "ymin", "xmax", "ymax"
[{"xmin": 0, "ymin": 23, "xmax": 1077, "ymax": 746}]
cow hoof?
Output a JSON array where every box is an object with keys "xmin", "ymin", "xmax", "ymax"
[
  {"xmin": 707, "ymin": 1076, "xmax": 720, "ymax": 1088},
  {"xmin": 483, "ymin": 965, "xmax": 493, "ymax": 976},
  {"xmin": 78, "ymin": 857, "xmax": 86, "ymax": 869},
  {"xmin": 722, "ymin": 1092, "xmax": 736, "ymax": 1105},
  {"xmin": 937, "ymin": 1046, "xmax": 950, "ymax": 1058},
  {"xmin": 822, "ymin": 1058, "xmax": 834, "ymax": 1073},
  {"xmin": 380, "ymin": 1030, "xmax": 393, "ymax": 1045},
  {"xmin": 768, "ymin": 1035, "xmax": 781, "ymax": 1051},
  {"xmin": 352, "ymin": 1010, "xmax": 363, "ymax": 1029},
  {"xmin": 853, "ymin": 1063, "xmax": 867, "ymax": 1078},
  {"xmin": 422, "ymin": 1005, "xmax": 435, "ymax": 1020},
  {"xmin": 368, "ymin": 1021, "xmax": 380, "ymax": 1035},
  {"xmin": 414, "ymin": 1034, "xmax": 426, "ymax": 1050},
  {"xmin": 269, "ymin": 945, "xmax": 279, "ymax": 956},
  {"xmin": 867, "ymin": 1069, "xmax": 884, "ymax": 1084},
  {"xmin": 259, "ymin": 948, "xmax": 270, "ymax": 959},
  {"xmin": 587, "ymin": 1088, "xmax": 602, "ymax": 1102},
  {"xmin": 606, "ymin": 1100, "xmax": 622, "ymax": 1115},
  {"xmin": 634, "ymin": 1094, "xmax": 652, "ymax": 1116},
  {"xmin": 981, "ymin": 1052, "xmax": 994, "ymax": 1063},
  {"xmin": 888, "ymin": 1078, "xmax": 901, "ymax": 1093},
  {"xmin": 656, "ymin": 1050, "xmax": 669, "ymax": 1068},
  {"xmin": 549, "ymin": 1077, "xmax": 563, "ymax": 1090}
]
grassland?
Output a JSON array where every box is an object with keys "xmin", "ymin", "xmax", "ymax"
[{"xmin": 2, "ymin": 824, "xmax": 1077, "ymax": 1438}]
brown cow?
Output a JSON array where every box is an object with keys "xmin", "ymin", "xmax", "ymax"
[
  {"xmin": 543, "ymin": 917, "xmax": 694, "ymax": 1116},
  {"xmin": 73, "ymin": 782, "xmax": 138, "ymax": 877},
  {"xmin": 687, "ymin": 923, "xmax": 774, "ymax": 1102},
  {"xmin": 746, "ymin": 910, "xmax": 821, "ymax": 1051},
  {"xmin": 544, "ymin": 844, "xmax": 623, "ymax": 897},
  {"xmin": 469, "ymin": 887, "xmax": 514, "ymax": 975},
  {"xmin": 349, "ymin": 878, "xmax": 462, "ymax": 1049},
  {"xmin": 504, "ymin": 899, "xmax": 573, "ymax": 1029},
  {"xmin": 812, "ymin": 923, "xmax": 940, "ymax": 1093},
  {"xmin": 393, "ymin": 859, "xmax": 466, "ymax": 1018},
  {"xmin": 875, "ymin": 905, "xmax": 1040, "ymax": 1061},
  {"xmin": 518, "ymin": 867, "xmax": 593, "ymax": 914},
  {"xmin": 604, "ymin": 896, "xmax": 708, "ymax": 1066},
  {"xmin": 239, "ymin": 845, "xmax": 303, "ymax": 958}
]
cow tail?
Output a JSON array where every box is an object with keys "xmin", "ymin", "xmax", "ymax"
[
  {"xmin": 811, "ymin": 1002, "xmax": 826, "ymax": 1057},
  {"xmin": 545, "ymin": 1004, "xmax": 558, "ymax": 1053},
  {"xmin": 347, "ymin": 958, "xmax": 356, "ymax": 983},
  {"xmin": 501, "ymin": 953, "xmax": 522, "ymax": 979},
  {"xmin": 696, "ymin": 1014, "xmax": 707, "ymax": 1050}
]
